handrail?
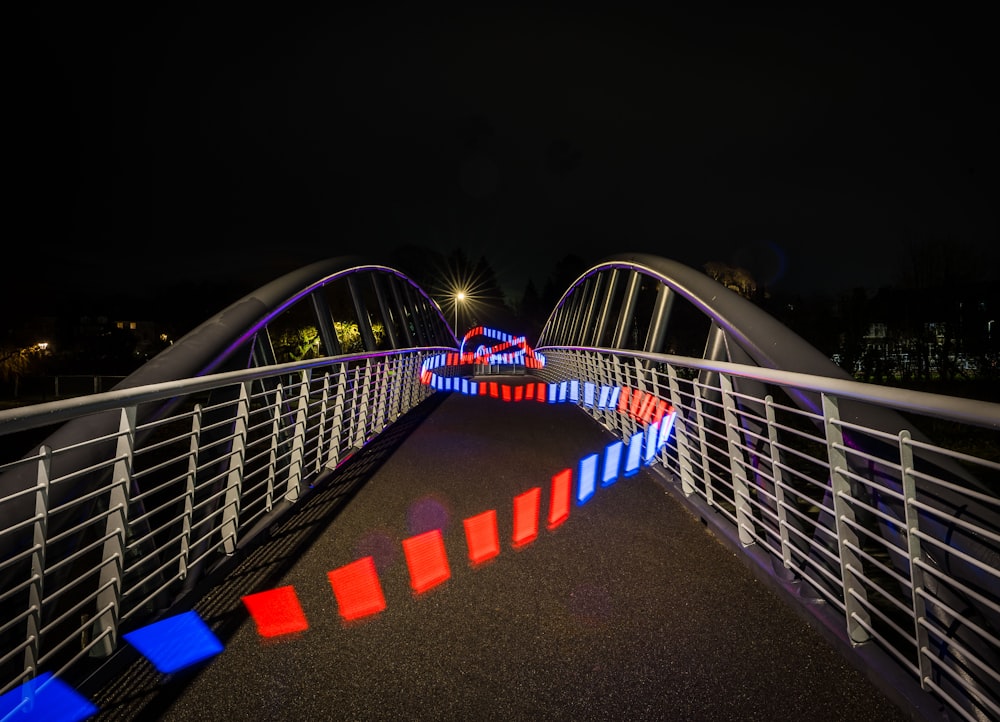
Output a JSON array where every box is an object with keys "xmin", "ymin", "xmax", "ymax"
[
  {"xmin": 535, "ymin": 345, "xmax": 999, "ymax": 722},
  {"xmin": 0, "ymin": 346, "xmax": 447, "ymax": 702},
  {"xmin": 0, "ymin": 347, "xmax": 450, "ymax": 437},
  {"xmin": 545, "ymin": 345, "xmax": 1000, "ymax": 431}
]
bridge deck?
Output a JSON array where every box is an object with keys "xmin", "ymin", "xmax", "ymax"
[{"xmin": 88, "ymin": 380, "xmax": 908, "ymax": 721}]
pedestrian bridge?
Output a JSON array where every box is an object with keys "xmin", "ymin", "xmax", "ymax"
[{"xmin": 1, "ymin": 254, "xmax": 997, "ymax": 721}]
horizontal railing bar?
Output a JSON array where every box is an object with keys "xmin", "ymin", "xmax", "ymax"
[
  {"xmin": 46, "ymin": 503, "xmax": 125, "ymax": 547},
  {"xmin": 0, "ymin": 347, "xmax": 446, "ymax": 435},
  {"xmin": 541, "ymin": 346, "xmax": 1000, "ymax": 429}
]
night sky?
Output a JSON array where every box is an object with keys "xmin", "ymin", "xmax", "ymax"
[{"xmin": 11, "ymin": 5, "xmax": 999, "ymax": 318}]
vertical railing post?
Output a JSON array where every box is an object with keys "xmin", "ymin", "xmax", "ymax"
[
  {"xmin": 899, "ymin": 429, "xmax": 932, "ymax": 687},
  {"xmin": 765, "ymin": 396, "xmax": 793, "ymax": 571},
  {"xmin": 633, "ymin": 355, "xmax": 650, "ymax": 411},
  {"xmin": 692, "ymin": 379, "xmax": 714, "ymax": 507},
  {"xmin": 720, "ymin": 375, "xmax": 755, "ymax": 546},
  {"xmin": 646, "ymin": 360, "xmax": 666, "ymax": 466},
  {"xmin": 401, "ymin": 354, "xmax": 416, "ymax": 413},
  {"xmin": 325, "ymin": 365, "xmax": 348, "ymax": 470},
  {"xmin": 581, "ymin": 351, "xmax": 598, "ymax": 424},
  {"xmin": 398, "ymin": 352, "xmax": 410, "ymax": 415},
  {"xmin": 610, "ymin": 355, "xmax": 630, "ymax": 439},
  {"xmin": 353, "ymin": 360, "xmax": 373, "ymax": 449},
  {"xmin": 822, "ymin": 393, "xmax": 872, "ymax": 644},
  {"xmin": 348, "ymin": 364, "xmax": 362, "ymax": 449},
  {"xmin": 179, "ymin": 404, "xmax": 202, "ymax": 580},
  {"xmin": 372, "ymin": 359, "xmax": 389, "ymax": 434},
  {"xmin": 93, "ymin": 405, "xmax": 135, "ymax": 657},
  {"xmin": 315, "ymin": 371, "xmax": 331, "ymax": 475},
  {"xmin": 24, "ymin": 445, "xmax": 51, "ymax": 681},
  {"xmin": 265, "ymin": 383, "xmax": 284, "ymax": 512},
  {"xmin": 221, "ymin": 382, "xmax": 250, "ymax": 555},
  {"xmin": 666, "ymin": 365, "xmax": 696, "ymax": 496},
  {"xmin": 285, "ymin": 370, "xmax": 310, "ymax": 504},
  {"xmin": 386, "ymin": 355, "xmax": 402, "ymax": 423}
]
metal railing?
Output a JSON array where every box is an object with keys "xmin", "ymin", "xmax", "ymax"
[
  {"xmin": 2, "ymin": 343, "xmax": 997, "ymax": 721},
  {"xmin": 0, "ymin": 347, "xmax": 443, "ymax": 701},
  {"xmin": 536, "ymin": 346, "xmax": 999, "ymax": 722}
]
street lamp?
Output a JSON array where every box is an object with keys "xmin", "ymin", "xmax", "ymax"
[{"xmin": 454, "ymin": 291, "xmax": 465, "ymax": 333}]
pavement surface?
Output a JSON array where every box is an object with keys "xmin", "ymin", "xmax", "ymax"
[{"xmin": 88, "ymin": 380, "xmax": 912, "ymax": 721}]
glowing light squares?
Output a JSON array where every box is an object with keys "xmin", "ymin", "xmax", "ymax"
[
  {"xmin": 644, "ymin": 421, "xmax": 660, "ymax": 465},
  {"xmin": 512, "ymin": 487, "xmax": 541, "ymax": 547},
  {"xmin": 514, "ymin": 385, "xmax": 524, "ymax": 402},
  {"xmin": 637, "ymin": 392, "xmax": 656, "ymax": 422},
  {"xmin": 624, "ymin": 431, "xmax": 644, "ymax": 476},
  {"xmin": 548, "ymin": 383, "xmax": 559, "ymax": 402},
  {"xmin": 602, "ymin": 440, "xmax": 623, "ymax": 486},
  {"xmin": 464, "ymin": 509, "xmax": 500, "ymax": 564},
  {"xmin": 535, "ymin": 383, "xmax": 548, "ymax": 402},
  {"xmin": 489, "ymin": 382, "xmax": 500, "ymax": 398},
  {"xmin": 584, "ymin": 382, "xmax": 595, "ymax": 407},
  {"xmin": 618, "ymin": 387, "xmax": 632, "ymax": 414},
  {"xmin": 629, "ymin": 389, "xmax": 644, "ymax": 418},
  {"xmin": 328, "ymin": 556, "xmax": 387, "ymax": 621},
  {"xmin": 525, "ymin": 382, "xmax": 536, "ymax": 400},
  {"xmin": 122, "ymin": 611, "xmax": 224, "ymax": 674},
  {"xmin": 502, "ymin": 384, "xmax": 512, "ymax": 402},
  {"xmin": 0, "ymin": 673, "xmax": 97, "ymax": 722},
  {"xmin": 402, "ymin": 529, "xmax": 452, "ymax": 594},
  {"xmin": 577, "ymin": 453, "xmax": 598, "ymax": 504},
  {"xmin": 242, "ymin": 585, "xmax": 309, "ymax": 638},
  {"xmin": 658, "ymin": 409, "xmax": 677, "ymax": 448},
  {"xmin": 548, "ymin": 468, "xmax": 573, "ymax": 529}
]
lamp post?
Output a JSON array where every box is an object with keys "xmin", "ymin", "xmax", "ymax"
[{"xmin": 454, "ymin": 291, "xmax": 465, "ymax": 333}]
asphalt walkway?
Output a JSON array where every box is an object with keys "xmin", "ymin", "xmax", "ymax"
[{"xmin": 88, "ymin": 380, "xmax": 911, "ymax": 721}]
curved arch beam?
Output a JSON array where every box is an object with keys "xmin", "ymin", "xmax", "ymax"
[
  {"xmin": 0, "ymin": 258, "xmax": 456, "ymax": 590},
  {"xmin": 119, "ymin": 256, "xmax": 454, "ymax": 389},
  {"xmin": 536, "ymin": 252, "xmax": 1000, "ymax": 703},
  {"xmin": 540, "ymin": 252, "xmax": 850, "ymax": 384}
]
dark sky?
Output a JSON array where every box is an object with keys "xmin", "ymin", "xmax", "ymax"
[{"xmin": 11, "ymin": 5, "xmax": 999, "ymax": 317}]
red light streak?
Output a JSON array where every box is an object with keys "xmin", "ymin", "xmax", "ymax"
[
  {"xmin": 327, "ymin": 557, "xmax": 387, "ymax": 621},
  {"xmin": 512, "ymin": 487, "xmax": 541, "ymax": 547},
  {"xmin": 242, "ymin": 585, "xmax": 310, "ymax": 638},
  {"xmin": 402, "ymin": 529, "xmax": 452, "ymax": 594},
  {"xmin": 548, "ymin": 468, "xmax": 572, "ymax": 530},
  {"xmin": 463, "ymin": 509, "xmax": 500, "ymax": 565}
]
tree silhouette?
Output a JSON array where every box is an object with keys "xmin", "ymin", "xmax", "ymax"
[
  {"xmin": 516, "ymin": 279, "xmax": 546, "ymax": 343},
  {"xmin": 0, "ymin": 343, "xmax": 49, "ymax": 397},
  {"xmin": 542, "ymin": 254, "xmax": 590, "ymax": 309},
  {"xmin": 703, "ymin": 261, "xmax": 758, "ymax": 300}
]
